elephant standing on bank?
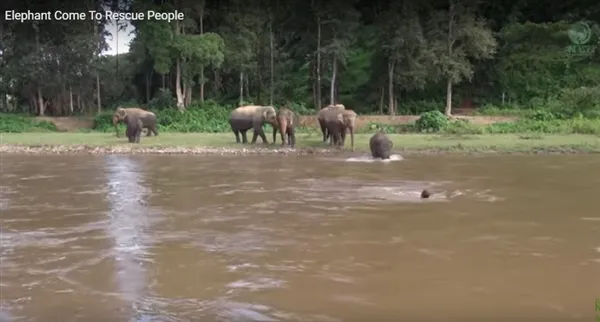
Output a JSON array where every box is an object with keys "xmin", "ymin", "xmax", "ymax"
[
  {"xmin": 272, "ymin": 107, "xmax": 297, "ymax": 148},
  {"xmin": 322, "ymin": 108, "xmax": 357, "ymax": 151},
  {"xmin": 229, "ymin": 105, "xmax": 278, "ymax": 144},
  {"xmin": 113, "ymin": 107, "xmax": 158, "ymax": 138},
  {"xmin": 369, "ymin": 131, "xmax": 393, "ymax": 159},
  {"xmin": 317, "ymin": 104, "xmax": 345, "ymax": 143},
  {"xmin": 125, "ymin": 115, "xmax": 143, "ymax": 143}
]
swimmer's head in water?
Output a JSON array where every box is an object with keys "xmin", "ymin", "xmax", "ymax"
[{"xmin": 421, "ymin": 189, "xmax": 431, "ymax": 199}]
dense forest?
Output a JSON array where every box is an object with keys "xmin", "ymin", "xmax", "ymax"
[{"xmin": 1, "ymin": 0, "xmax": 599, "ymax": 117}]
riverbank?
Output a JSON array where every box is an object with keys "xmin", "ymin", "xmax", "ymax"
[{"xmin": 1, "ymin": 132, "xmax": 600, "ymax": 155}]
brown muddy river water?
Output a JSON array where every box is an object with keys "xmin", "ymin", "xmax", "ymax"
[{"xmin": 0, "ymin": 153, "xmax": 599, "ymax": 322}]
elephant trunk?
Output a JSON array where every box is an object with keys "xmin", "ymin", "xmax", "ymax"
[
  {"xmin": 350, "ymin": 129, "xmax": 354, "ymax": 152},
  {"xmin": 272, "ymin": 122, "xmax": 277, "ymax": 144},
  {"xmin": 278, "ymin": 118, "xmax": 288, "ymax": 145},
  {"xmin": 113, "ymin": 115, "xmax": 120, "ymax": 137}
]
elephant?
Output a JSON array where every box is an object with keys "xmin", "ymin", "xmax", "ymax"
[
  {"xmin": 113, "ymin": 107, "xmax": 158, "ymax": 138},
  {"xmin": 369, "ymin": 131, "xmax": 393, "ymax": 159},
  {"xmin": 229, "ymin": 105, "xmax": 278, "ymax": 144},
  {"xmin": 124, "ymin": 115, "xmax": 143, "ymax": 143},
  {"xmin": 317, "ymin": 104, "xmax": 345, "ymax": 142},
  {"xmin": 322, "ymin": 109, "xmax": 357, "ymax": 151},
  {"xmin": 272, "ymin": 107, "xmax": 297, "ymax": 148}
]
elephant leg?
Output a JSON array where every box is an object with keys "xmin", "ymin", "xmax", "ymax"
[
  {"xmin": 340, "ymin": 128, "xmax": 347, "ymax": 147},
  {"xmin": 232, "ymin": 129, "xmax": 241, "ymax": 143},
  {"xmin": 280, "ymin": 129, "xmax": 287, "ymax": 146},
  {"xmin": 241, "ymin": 130, "xmax": 249, "ymax": 144},
  {"xmin": 319, "ymin": 120, "xmax": 327, "ymax": 142},
  {"xmin": 145, "ymin": 126, "xmax": 152, "ymax": 136},
  {"xmin": 254, "ymin": 129, "xmax": 268, "ymax": 144},
  {"xmin": 288, "ymin": 127, "xmax": 296, "ymax": 148},
  {"xmin": 272, "ymin": 127, "xmax": 278, "ymax": 145},
  {"xmin": 336, "ymin": 132, "xmax": 343, "ymax": 148},
  {"xmin": 349, "ymin": 129, "xmax": 354, "ymax": 152},
  {"xmin": 152, "ymin": 127, "xmax": 158, "ymax": 136},
  {"xmin": 328, "ymin": 129, "xmax": 336, "ymax": 146}
]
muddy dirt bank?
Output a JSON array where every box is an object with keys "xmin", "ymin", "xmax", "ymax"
[{"xmin": 1, "ymin": 143, "xmax": 595, "ymax": 156}]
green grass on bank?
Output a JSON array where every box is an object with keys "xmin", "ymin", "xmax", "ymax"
[{"xmin": 2, "ymin": 132, "xmax": 600, "ymax": 154}]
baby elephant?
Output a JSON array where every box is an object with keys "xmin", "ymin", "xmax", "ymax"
[
  {"xmin": 273, "ymin": 107, "xmax": 297, "ymax": 148},
  {"xmin": 369, "ymin": 131, "xmax": 393, "ymax": 159},
  {"xmin": 125, "ymin": 115, "xmax": 143, "ymax": 143}
]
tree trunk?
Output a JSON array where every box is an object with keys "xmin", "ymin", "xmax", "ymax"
[
  {"xmin": 388, "ymin": 60, "xmax": 395, "ymax": 116},
  {"xmin": 37, "ymin": 89, "xmax": 45, "ymax": 116},
  {"xmin": 34, "ymin": 22, "xmax": 44, "ymax": 116},
  {"xmin": 445, "ymin": 79, "xmax": 453, "ymax": 116},
  {"xmin": 316, "ymin": 15, "xmax": 322, "ymax": 109},
  {"xmin": 445, "ymin": 0, "xmax": 455, "ymax": 116},
  {"xmin": 213, "ymin": 68, "xmax": 221, "ymax": 96},
  {"xmin": 77, "ymin": 91, "xmax": 82, "ymax": 112},
  {"xmin": 239, "ymin": 71, "xmax": 244, "ymax": 105},
  {"xmin": 145, "ymin": 70, "xmax": 151, "ymax": 102},
  {"xmin": 245, "ymin": 73, "xmax": 250, "ymax": 103},
  {"xmin": 174, "ymin": 18, "xmax": 185, "ymax": 111},
  {"xmin": 93, "ymin": 21, "xmax": 101, "ymax": 113},
  {"xmin": 269, "ymin": 16, "xmax": 274, "ymax": 106},
  {"xmin": 69, "ymin": 85, "xmax": 74, "ymax": 114},
  {"xmin": 379, "ymin": 86, "xmax": 384, "ymax": 114},
  {"xmin": 162, "ymin": 74, "xmax": 166, "ymax": 88},
  {"xmin": 329, "ymin": 56, "xmax": 337, "ymax": 105},
  {"xmin": 115, "ymin": 20, "xmax": 119, "ymax": 77},
  {"xmin": 199, "ymin": 9, "xmax": 205, "ymax": 104},
  {"xmin": 175, "ymin": 59, "xmax": 185, "ymax": 110}
]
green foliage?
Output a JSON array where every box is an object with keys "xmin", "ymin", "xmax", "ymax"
[
  {"xmin": 397, "ymin": 100, "xmax": 443, "ymax": 115},
  {"xmin": 473, "ymin": 104, "xmax": 530, "ymax": 116},
  {"xmin": 1, "ymin": 0, "xmax": 598, "ymax": 119},
  {"xmin": 555, "ymin": 86, "xmax": 600, "ymax": 119},
  {"xmin": 94, "ymin": 100, "xmax": 235, "ymax": 133},
  {"xmin": 356, "ymin": 122, "xmax": 416, "ymax": 134},
  {"xmin": 148, "ymin": 89, "xmax": 177, "ymax": 110},
  {"xmin": 0, "ymin": 114, "xmax": 58, "ymax": 133},
  {"xmin": 440, "ymin": 118, "xmax": 600, "ymax": 135},
  {"xmin": 415, "ymin": 111, "xmax": 448, "ymax": 132}
]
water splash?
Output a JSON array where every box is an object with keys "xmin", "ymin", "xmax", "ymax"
[{"xmin": 345, "ymin": 154, "xmax": 404, "ymax": 163}]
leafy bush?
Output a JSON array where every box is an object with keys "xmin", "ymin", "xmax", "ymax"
[
  {"xmin": 556, "ymin": 86, "xmax": 600, "ymax": 119},
  {"xmin": 474, "ymin": 103, "xmax": 530, "ymax": 116},
  {"xmin": 526, "ymin": 109, "xmax": 556, "ymax": 121},
  {"xmin": 147, "ymin": 88, "xmax": 177, "ymax": 110},
  {"xmin": 358, "ymin": 122, "xmax": 416, "ymax": 134},
  {"xmin": 442, "ymin": 119, "xmax": 484, "ymax": 135},
  {"xmin": 94, "ymin": 100, "xmax": 237, "ymax": 133},
  {"xmin": 397, "ymin": 100, "xmax": 442, "ymax": 115},
  {"xmin": 0, "ymin": 114, "xmax": 58, "ymax": 133},
  {"xmin": 415, "ymin": 110, "xmax": 448, "ymax": 132}
]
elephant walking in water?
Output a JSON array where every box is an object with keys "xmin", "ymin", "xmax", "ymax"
[
  {"xmin": 317, "ymin": 104, "xmax": 345, "ymax": 143},
  {"xmin": 369, "ymin": 131, "xmax": 393, "ymax": 159},
  {"xmin": 321, "ymin": 107, "xmax": 357, "ymax": 151}
]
